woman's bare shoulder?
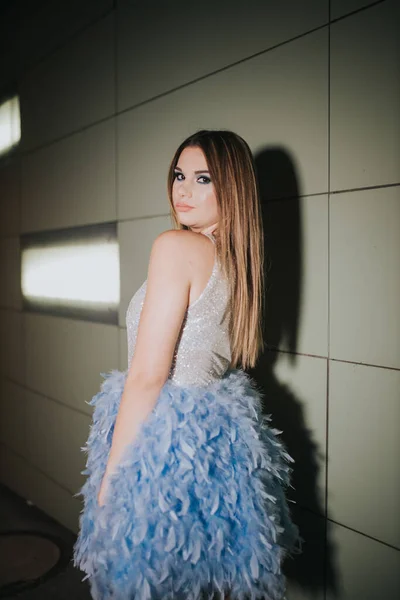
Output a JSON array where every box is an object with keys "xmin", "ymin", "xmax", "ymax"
[
  {"xmin": 151, "ymin": 230, "xmax": 214, "ymax": 287},
  {"xmin": 148, "ymin": 230, "xmax": 215, "ymax": 307},
  {"xmin": 153, "ymin": 229, "xmax": 211, "ymax": 256}
]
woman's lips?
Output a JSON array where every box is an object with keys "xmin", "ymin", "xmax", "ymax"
[{"xmin": 175, "ymin": 204, "xmax": 194, "ymax": 212}]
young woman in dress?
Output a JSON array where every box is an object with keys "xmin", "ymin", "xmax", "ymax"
[{"xmin": 73, "ymin": 129, "xmax": 301, "ymax": 600}]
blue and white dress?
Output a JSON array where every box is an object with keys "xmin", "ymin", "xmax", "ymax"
[{"xmin": 73, "ymin": 232, "xmax": 301, "ymax": 600}]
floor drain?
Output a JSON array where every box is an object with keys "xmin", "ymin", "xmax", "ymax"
[{"xmin": 0, "ymin": 531, "xmax": 68, "ymax": 596}]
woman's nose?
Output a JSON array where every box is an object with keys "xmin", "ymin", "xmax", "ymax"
[{"xmin": 179, "ymin": 181, "xmax": 192, "ymax": 197}]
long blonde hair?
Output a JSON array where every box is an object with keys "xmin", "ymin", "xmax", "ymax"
[{"xmin": 167, "ymin": 129, "xmax": 265, "ymax": 370}]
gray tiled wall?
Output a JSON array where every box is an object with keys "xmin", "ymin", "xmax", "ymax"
[{"xmin": 0, "ymin": 1, "xmax": 398, "ymax": 598}]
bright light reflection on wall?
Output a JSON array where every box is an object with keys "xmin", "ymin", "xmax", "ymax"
[
  {"xmin": 0, "ymin": 96, "xmax": 21, "ymax": 156},
  {"xmin": 21, "ymin": 223, "xmax": 120, "ymax": 324},
  {"xmin": 22, "ymin": 243, "xmax": 119, "ymax": 303}
]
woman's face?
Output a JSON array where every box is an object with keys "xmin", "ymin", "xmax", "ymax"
[{"xmin": 172, "ymin": 146, "xmax": 219, "ymax": 234}]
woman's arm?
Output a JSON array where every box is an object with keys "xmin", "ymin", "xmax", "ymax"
[{"xmin": 97, "ymin": 230, "xmax": 192, "ymax": 506}]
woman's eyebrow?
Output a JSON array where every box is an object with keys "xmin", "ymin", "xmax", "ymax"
[{"xmin": 174, "ymin": 166, "xmax": 210, "ymax": 174}]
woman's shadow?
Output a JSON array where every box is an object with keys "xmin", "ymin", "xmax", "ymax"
[{"xmin": 248, "ymin": 148, "xmax": 339, "ymax": 598}]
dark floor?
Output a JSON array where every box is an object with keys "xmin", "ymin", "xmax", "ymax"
[{"xmin": 0, "ymin": 483, "xmax": 91, "ymax": 599}]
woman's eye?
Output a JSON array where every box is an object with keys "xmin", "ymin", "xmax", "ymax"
[{"xmin": 173, "ymin": 172, "xmax": 210, "ymax": 184}]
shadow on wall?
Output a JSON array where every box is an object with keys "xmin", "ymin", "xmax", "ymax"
[{"xmin": 249, "ymin": 148, "xmax": 340, "ymax": 598}]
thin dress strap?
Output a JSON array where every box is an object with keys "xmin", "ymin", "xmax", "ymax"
[{"xmin": 203, "ymin": 232, "xmax": 216, "ymax": 244}]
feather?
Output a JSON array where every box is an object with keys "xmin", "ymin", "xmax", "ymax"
[{"xmin": 73, "ymin": 368, "xmax": 301, "ymax": 600}]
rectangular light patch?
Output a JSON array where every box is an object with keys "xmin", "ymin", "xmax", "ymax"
[
  {"xmin": 21, "ymin": 223, "xmax": 119, "ymax": 324},
  {"xmin": 0, "ymin": 95, "xmax": 21, "ymax": 156}
]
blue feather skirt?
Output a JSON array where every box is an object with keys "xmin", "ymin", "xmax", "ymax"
[{"xmin": 73, "ymin": 368, "xmax": 302, "ymax": 600}]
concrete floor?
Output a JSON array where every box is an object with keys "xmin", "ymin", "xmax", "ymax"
[{"xmin": 0, "ymin": 484, "xmax": 92, "ymax": 599}]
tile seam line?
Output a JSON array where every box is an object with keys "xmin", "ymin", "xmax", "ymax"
[
  {"xmin": 295, "ymin": 501, "xmax": 400, "ymax": 554},
  {"xmin": 265, "ymin": 350, "xmax": 400, "ymax": 372},
  {"xmin": 11, "ymin": 0, "xmax": 385, "ymax": 90},
  {"xmin": 116, "ymin": 193, "xmax": 330, "ymax": 224},
  {"xmin": 2, "ymin": 376, "xmax": 93, "ymax": 418},
  {"xmin": 329, "ymin": 356, "xmax": 400, "ymax": 372},
  {"xmin": 1, "ymin": 436, "xmax": 399, "ymax": 552},
  {"xmin": 20, "ymin": 21, "xmax": 331, "ymax": 157},
  {"xmin": 1, "ymin": 340, "xmax": 399, "ymax": 374},
  {"xmin": 325, "ymin": 11, "xmax": 331, "ymax": 597},
  {"xmin": 5, "ymin": 191, "xmax": 330, "ymax": 236},
  {"xmin": 0, "ymin": 441, "xmax": 77, "ymax": 499},
  {"xmin": 294, "ymin": 502, "xmax": 326, "ymax": 519},
  {"xmin": 325, "ymin": 515, "xmax": 400, "ymax": 552},
  {"xmin": 330, "ymin": 182, "xmax": 400, "ymax": 195},
  {"xmin": 114, "ymin": 0, "xmax": 120, "ymax": 370},
  {"xmin": 2, "ymin": 181, "xmax": 399, "ymax": 236},
  {"xmin": 7, "ymin": 0, "xmax": 389, "ymax": 156},
  {"xmin": 16, "ymin": 190, "xmax": 331, "ymax": 231},
  {"xmin": 116, "ymin": 20, "xmax": 330, "ymax": 115},
  {"xmin": 20, "ymin": 114, "xmax": 115, "ymax": 157},
  {"xmin": 329, "ymin": 0, "xmax": 386, "ymax": 24},
  {"xmin": 13, "ymin": 6, "xmax": 115, "ymax": 80},
  {"xmin": 324, "ymin": 359, "xmax": 330, "ymax": 600}
]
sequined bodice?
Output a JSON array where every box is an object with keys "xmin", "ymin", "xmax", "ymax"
[{"xmin": 126, "ymin": 233, "xmax": 231, "ymax": 386}]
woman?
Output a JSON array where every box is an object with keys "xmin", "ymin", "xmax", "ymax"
[{"xmin": 73, "ymin": 129, "xmax": 301, "ymax": 600}]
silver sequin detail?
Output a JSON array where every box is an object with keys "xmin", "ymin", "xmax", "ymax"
[{"xmin": 126, "ymin": 233, "xmax": 231, "ymax": 386}]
